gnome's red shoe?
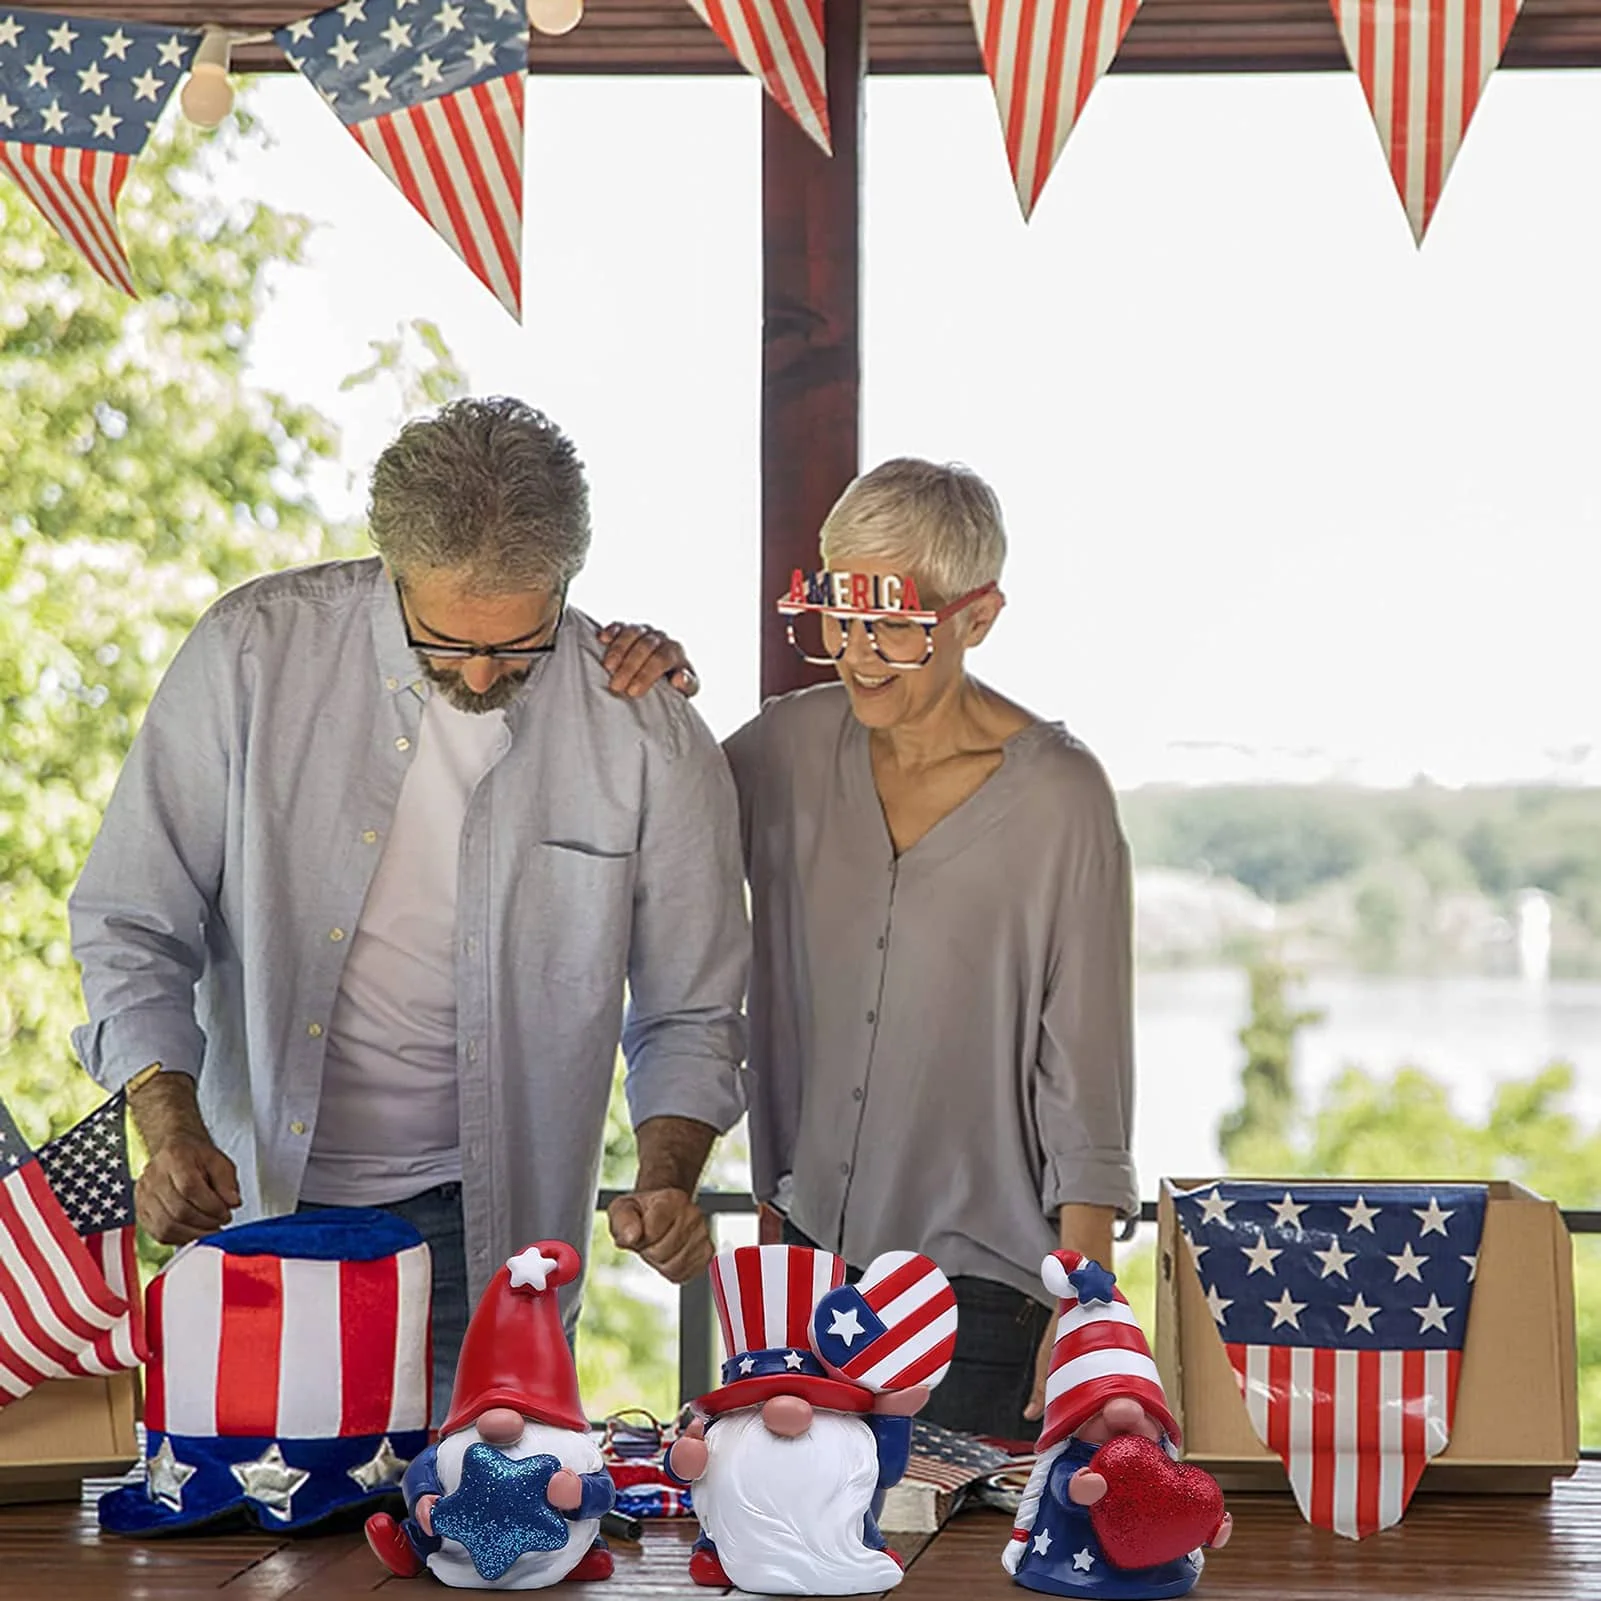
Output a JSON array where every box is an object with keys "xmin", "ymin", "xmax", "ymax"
[
  {"xmin": 566, "ymin": 1541, "xmax": 615, "ymax": 1581},
  {"xmin": 365, "ymin": 1512, "xmax": 425, "ymax": 1578},
  {"xmin": 884, "ymin": 1548, "xmax": 905, "ymax": 1570},
  {"xmin": 689, "ymin": 1547, "xmax": 732, "ymax": 1586}
]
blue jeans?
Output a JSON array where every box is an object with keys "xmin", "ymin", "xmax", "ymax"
[{"xmin": 299, "ymin": 1182, "xmax": 469, "ymax": 1427}]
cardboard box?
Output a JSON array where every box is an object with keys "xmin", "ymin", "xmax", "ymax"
[
  {"xmin": 0, "ymin": 1372, "xmax": 140, "ymax": 1504},
  {"xmin": 1155, "ymin": 1178, "xmax": 1579, "ymax": 1495}
]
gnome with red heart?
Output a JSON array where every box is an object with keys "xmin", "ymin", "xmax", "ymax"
[{"xmin": 1002, "ymin": 1252, "xmax": 1232, "ymax": 1600}]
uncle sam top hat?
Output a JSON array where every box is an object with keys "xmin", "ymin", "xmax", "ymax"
[{"xmin": 98, "ymin": 1209, "xmax": 431, "ymax": 1535}]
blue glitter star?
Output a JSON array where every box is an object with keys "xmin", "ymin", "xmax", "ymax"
[
  {"xmin": 1067, "ymin": 1259, "xmax": 1119, "ymax": 1306},
  {"xmin": 430, "ymin": 1446, "xmax": 571, "ymax": 1581}
]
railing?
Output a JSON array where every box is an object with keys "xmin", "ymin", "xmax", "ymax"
[{"xmin": 599, "ymin": 1190, "xmax": 1601, "ymax": 1425}]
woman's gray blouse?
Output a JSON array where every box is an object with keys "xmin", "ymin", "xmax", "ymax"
[{"xmin": 724, "ymin": 684, "xmax": 1137, "ymax": 1306}]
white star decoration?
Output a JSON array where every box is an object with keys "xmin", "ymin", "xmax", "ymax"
[
  {"xmin": 1339, "ymin": 1292, "xmax": 1380, "ymax": 1334},
  {"xmin": 465, "ymin": 34, "xmax": 496, "ymax": 68},
  {"xmin": 360, "ymin": 68, "xmax": 392, "ymax": 101},
  {"xmin": 146, "ymin": 1437, "xmax": 197, "ymax": 1512},
  {"xmin": 347, "ymin": 1436, "xmax": 410, "ymax": 1492},
  {"xmin": 1414, "ymin": 1198, "xmax": 1455, "ymax": 1237},
  {"xmin": 783, "ymin": 1350, "xmax": 804, "ymax": 1370},
  {"xmin": 0, "ymin": 93, "xmax": 14, "ymax": 127},
  {"xmin": 435, "ymin": 1, "xmax": 465, "ymax": 30},
  {"xmin": 1341, "ymin": 1194, "xmax": 1381, "ymax": 1232},
  {"xmin": 24, "ymin": 54, "xmax": 50, "ymax": 86},
  {"xmin": 1265, "ymin": 1288, "xmax": 1307, "ymax": 1330},
  {"xmin": 1461, "ymin": 1254, "xmax": 1479, "ymax": 1282},
  {"xmin": 157, "ymin": 34, "xmax": 186, "ymax": 65},
  {"xmin": 1032, "ymin": 1529, "xmax": 1052, "ymax": 1556},
  {"xmin": 415, "ymin": 52, "xmax": 443, "ymax": 84},
  {"xmin": 827, "ymin": 1307, "xmax": 866, "ymax": 1347},
  {"xmin": 46, "ymin": 19, "xmax": 77, "ymax": 51},
  {"xmin": 1413, "ymin": 1294, "xmax": 1454, "ymax": 1333},
  {"xmin": 1205, "ymin": 1283, "xmax": 1233, "ymax": 1326},
  {"xmin": 130, "ymin": 68, "xmax": 163, "ymax": 101},
  {"xmin": 39, "ymin": 97, "xmax": 66, "ymax": 132},
  {"xmin": 0, "ymin": 14, "xmax": 22, "ymax": 47},
  {"xmin": 101, "ymin": 26, "xmax": 131, "ymax": 58},
  {"xmin": 330, "ymin": 34, "xmax": 360, "ymax": 66},
  {"xmin": 1182, "ymin": 1229, "xmax": 1209, "ymax": 1268},
  {"xmin": 1313, "ymin": 1239, "xmax": 1356, "ymax": 1280},
  {"xmin": 1072, "ymin": 1547, "xmax": 1094, "ymax": 1571},
  {"xmin": 89, "ymin": 105, "xmax": 120, "ymax": 138},
  {"xmin": 1387, "ymin": 1241, "xmax": 1429, "ymax": 1282},
  {"xmin": 76, "ymin": 60, "xmax": 107, "ymax": 93},
  {"xmin": 230, "ymin": 1443, "xmax": 310, "ymax": 1519},
  {"xmin": 738, "ymin": 1355, "xmax": 756, "ymax": 1375},
  {"xmin": 1241, "ymin": 1230, "xmax": 1282, "ymax": 1276},
  {"xmin": 506, "ymin": 1246, "xmax": 560, "ymax": 1291},
  {"xmin": 1197, "ymin": 1188, "xmax": 1234, "ymax": 1226},
  {"xmin": 381, "ymin": 17, "xmax": 413, "ymax": 48},
  {"xmin": 1270, "ymin": 1191, "xmax": 1309, "ymax": 1231},
  {"xmin": 287, "ymin": 17, "xmax": 315, "ymax": 39}
]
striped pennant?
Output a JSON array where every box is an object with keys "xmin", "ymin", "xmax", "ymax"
[
  {"xmin": 1329, "ymin": 0, "xmax": 1523, "ymax": 241},
  {"xmin": 810, "ymin": 1251, "xmax": 958, "ymax": 1393},
  {"xmin": 278, "ymin": 0, "xmax": 529, "ymax": 320},
  {"xmin": 681, "ymin": 0, "xmax": 830, "ymax": 152},
  {"xmin": 0, "ymin": 10, "xmax": 197, "ymax": 294},
  {"xmin": 969, "ymin": 0, "xmax": 1141, "ymax": 218}
]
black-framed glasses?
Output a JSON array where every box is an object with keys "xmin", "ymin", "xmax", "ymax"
[{"xmin": 395, "ymin": 577, "xmax": 565, "ymax": 663}]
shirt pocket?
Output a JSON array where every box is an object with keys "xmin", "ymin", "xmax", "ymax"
[{"xmin": 522, "ymin": 841, "xmax": 637, "ymax": 991}]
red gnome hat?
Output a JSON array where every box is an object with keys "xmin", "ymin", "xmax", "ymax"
[
  {"xmin": 1035, "ymin": 1249, "xmax": 1180, "ymax": 1454},
  {"xmin": 440, "ymin": 1240, "xmax": 587, "ymax": 1438}
]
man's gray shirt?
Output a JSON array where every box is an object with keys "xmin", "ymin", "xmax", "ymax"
[{"xmin": 69, "ymin": 558, "xmax": 749, "ymax": 1306}]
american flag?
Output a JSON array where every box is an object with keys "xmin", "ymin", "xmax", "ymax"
[
  {"xmin": 902, "ymin": 1418, "xmax": 1018, "ymax": 1494},
  {"xmin": 810, "ymin": 1251, "xmax": 958, "ymax": 1393},
  {"xmin": 1329, "ymin": 0, "xmax": 1521, "ymax": 242},
  {"xmin": 0, "ymin": 1092, "xmax": 131, "ymax": 1407},
  {"xmin": 0, "ymin": 8, "xmax": 194, "ymax": 293},
  {"xmin": 969, "ymin": 0, "xmax": 1141, "ymax": 218},
  {"xmin": 37, "ymin": 1089, "xmax": 148, "ymax": 1374},
  {"xmin": 680, "ymin": 0, "xmax": 829, "ymax": 152},
  {"xmin": 277, "ymin": 0, "xmax": 528, "ymax": 318},
  {"xmin": 1174, "ymin": 1180, "xmax": 1487, "ymax": 1539}
]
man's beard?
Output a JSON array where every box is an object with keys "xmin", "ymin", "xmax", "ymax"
[
  {"xmin": 419, "ymin": 655, "xmax": 532, "ymax": 714},
  {"xmin": 428, "ymin": 1419, "xmax": 602, "ymax": 1589},
  {"xmin": 693, "ymin": 1407, "xmax": 904, "ymax": 1595}
]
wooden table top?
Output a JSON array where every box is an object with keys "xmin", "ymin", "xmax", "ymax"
[{"xmin": 2, "ymin": 1465, "xmax": 1595, "ymax": 1599}]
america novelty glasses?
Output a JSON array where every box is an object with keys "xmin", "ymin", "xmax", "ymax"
[{"xmin": 776, "ymin": 569, "xmax": 998, "ymax": 670}]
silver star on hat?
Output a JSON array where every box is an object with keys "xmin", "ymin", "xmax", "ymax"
[
  {"xmin": 230, "ymin": 1442, "xmax": 311, "ymax": 1520},
  {"xmin": 146, "ymin": 1437, "xmax": 198, "ymax": 1513},
  {"xmin": 348, "ymin": 1435, "xmax": 411, "ymax": 1493}
]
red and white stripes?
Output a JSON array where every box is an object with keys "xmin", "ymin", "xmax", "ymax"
[
  {"xmin": 684, "ymin": 0, "xmax": 831, "ymax": 152},
  {"xmin": 1329, "ymin": 0, "xmax": 1522, "ymax": 240},
  {"xmin": 711, "ymin": 1244, "xmax": 844, "ymax": 1357},
  {"xmin": 0, "ymin": 143, "xmax": 136, "ymax": 295},
  {"xmin": 969, "ymin": 0, "xmax": 1142, "ymax": 218}
]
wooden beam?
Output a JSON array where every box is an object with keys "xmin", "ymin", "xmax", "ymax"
[{"xmin": 759, "ymin": 0, "xmax": 865, "ymax": 701}]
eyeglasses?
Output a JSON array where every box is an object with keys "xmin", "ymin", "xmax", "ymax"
[
  {"xmin": 395, "ymin": 578, "xmax": 565, "ymax": 664},
  {"xmin": 776, "ymin": 580, "xmax": 998, "ymax": 670}
]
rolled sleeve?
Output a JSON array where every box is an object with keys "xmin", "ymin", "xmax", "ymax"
[
  {"xmin": 620, "ymin": 699, "xmax": 750, "ymax": 1136},
  {"xmin": 1035, "ymin": 837, "xmax": 1139, "ymax": 1221},
  {"xmin": 68, "ymin": 613, "xmax": 231, "ymax": 1094}
]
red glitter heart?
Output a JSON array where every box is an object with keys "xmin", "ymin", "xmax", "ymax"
[{"xmin": 1086, "ymin": 1435, "xmax": 1226, "ymax": 1571}]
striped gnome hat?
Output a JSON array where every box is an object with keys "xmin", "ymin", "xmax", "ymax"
[{"xmin": 1035, "ymin": 1249, "xmax": 1179, "ymax": 1453}]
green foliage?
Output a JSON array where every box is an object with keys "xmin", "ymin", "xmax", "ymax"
[{"xmin": 1216, "ymin": 960, "xmax": 1323, "ymax": 1174}]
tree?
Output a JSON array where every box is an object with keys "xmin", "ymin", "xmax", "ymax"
[{"xmin": 1216, "ymin": 959, "xmax": 1323, "ymax": 1173}]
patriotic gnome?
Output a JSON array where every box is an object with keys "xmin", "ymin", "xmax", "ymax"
[
  {"xmin": 665, "ymin": 1244, "xmax": 957, "ymax": 1596},
  {"xmin": 1004, "ymin": 1253, "xmax": 1231, "ymax": 1599},
  {"xmin": 366, "ymin": 1240, "xmax": 617, "ymax": 1588}
]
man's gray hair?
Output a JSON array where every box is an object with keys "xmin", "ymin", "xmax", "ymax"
[
  {"xmin": 819, "ymin": 457, "xmax": 1006, "ymax": 603},
  {"xmin": 368, "ymin": 396, "xmax": 591, "ymax": 594}
]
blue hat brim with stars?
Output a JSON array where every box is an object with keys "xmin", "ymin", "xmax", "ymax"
[{"xmin": 699, "ymin": 1346, "xmax": 873, "ymax": 1417}]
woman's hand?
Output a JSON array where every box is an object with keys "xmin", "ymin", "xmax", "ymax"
[{"xmin": 596, "ymin": 623, "xmax": 699, "ymax": 699}]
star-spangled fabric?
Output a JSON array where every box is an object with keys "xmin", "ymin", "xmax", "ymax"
[
  {"xmin": 0, "ymin": 8, "xmax": 195, "ymax": 292},
  {"xmin": 1173, "ymin": 1180, "xmax": 1487, "ymax": 1539},
  {"xmin": 276, "ymin": 0, "xmax": 527, "ymax": 317}
]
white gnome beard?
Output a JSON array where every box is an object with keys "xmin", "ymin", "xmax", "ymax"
[
  {"xmin": 694, "ymin": 1407, "xmax": 904, "ymax": 1596},
  {"xmin": 427, "ymin": 1420, "xmax": 603, "ymax": 1590}
]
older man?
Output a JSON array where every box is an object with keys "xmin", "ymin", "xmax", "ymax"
[{"xmin": 69, "ymin": 397, "xmax": 748, "ymax": 1417}]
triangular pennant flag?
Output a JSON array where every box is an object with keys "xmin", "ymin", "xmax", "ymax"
[
  {"xmin": 0, "ymin": 9, "xmax": 196, "ymax": 294},
  {"xmin": 680, "ymin": 0, "xmax": 829, "ymax": 152},
  {"xmin": 969, "ymin": 0, "xmax": 1141, "ymax": 218},
  {"xmin": 1329, "ymin": 0, "xmax": 1523, "ymax": 242},
  {"xmin": 278, "ymin": 0, "xmax": 528, "ymax": 319}
]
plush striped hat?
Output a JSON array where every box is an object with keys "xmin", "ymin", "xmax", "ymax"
[
  {"xmin": 98, "ymin": 1209, "xmax": 431, "ymax": 1535},
  {"xmin": 1035, "ymin": 1249, "xmax": 1179, "ymax": 1453}
]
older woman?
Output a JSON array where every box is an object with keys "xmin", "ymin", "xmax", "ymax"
[{"xmin": 605, "ymin": 458, "xmax": 1136, "ymax": 1440}]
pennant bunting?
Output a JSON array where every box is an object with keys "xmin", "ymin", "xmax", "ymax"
[
  {"xmin": 1329, "ymin": 0, "xmax": 1523, "ymax": 241},
  {"xmin": 0, "ymin": 8, "xmax": 195, "ymax": 293},
  {"xmin": 277, "ymin": 0, "xmax": 528, "ymax": 319},
  {"xmin": 969, "ymin": 0, "xmax": 1141, "ymax": 218},
  {"xmin": 680, "ymin": 0, "xmax": 829, "ymax": 152}
]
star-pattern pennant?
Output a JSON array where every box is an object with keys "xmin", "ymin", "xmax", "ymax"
[
  {"xmin": 276, "ymin": 0, "xmax": 527, "ymax": 317},
  {"xmin": 968, "ymin": 0, "xmax": 1141, "ymax": 218},
  {"xmin": 1174, "ymin": 1180, "xmax": 1487, "ymax": 1540},
  {"xmin": 0, "ymin": 8, "xmax": 196, "ymax": 292},
  {"xmin": 679, "ymin": 0, "xmax": 829, "ymax": 152},
  {"xmin": 1329, "ymin": 0, "xmax": 1523, "ymax": 241}
]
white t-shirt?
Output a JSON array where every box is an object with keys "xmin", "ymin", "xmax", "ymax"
[{"xmin": 299, "ymin": 690, "xmax": 508, "ymax": 1206}]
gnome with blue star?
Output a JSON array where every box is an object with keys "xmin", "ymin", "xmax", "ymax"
[{"xmin": 366, "ymin": 1241, "xmax": 616, "ymax": 1588}]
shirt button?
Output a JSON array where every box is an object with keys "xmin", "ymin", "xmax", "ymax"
[
  {"xmin": 307, "ymin": 1022, "xmax": 323, "ymax": 1039},
  {"xmin": 362, "ymin": 829, "xmax": 378, "ymax": 845},
  {"xmin": 877, "ymin": 937, "xmax": 885, "ymax": 951},
  {"xmin": 838, "ymin": 1162, "xmax": 850, "ymax": 1177},
  {"xmin": 386, "ymin": 676, "xmax": 399, "ymax": 691},
  {"xmin": 395, "ymin": 736, "xmax": 411, "ymax": 752},
  {"xmin": 852, "ymin": 1088, "xmax": 864, "ymax": 1102},
  {"xmin": 466, "ymin": 1041, "xmax": 478, "ymax": 1062},
  {"xmin": 866, "ymin": 1010, "xmax": 876, "ymax": 1024},
  {"xmin": 289, "ymin": 1119, "xmax": 307, "ymax": 1136},
  {"xmin": 329, "ymin": 928, "xmax": 345, "ymax": 942}
]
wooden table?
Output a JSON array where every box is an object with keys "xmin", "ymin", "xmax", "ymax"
[{"xmin": 3, "ymin": 1467, "xmax": 1595, "ymax": 1598}]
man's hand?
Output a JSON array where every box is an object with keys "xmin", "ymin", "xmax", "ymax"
[
  {"xmin": 128, "ymin": 1070, "xmax": 241, "ymax": 1244},
  {"xmin": 596, "ymin": 623, "xmax": 698, "ymax": 700},
  {"xmin": 607, "ymin": 1188, "xmax": 714, "ymax": 1283},
  {"xmin": 1023, "ymin": 1308, "xmax": 1060, "ymax": 1422}
]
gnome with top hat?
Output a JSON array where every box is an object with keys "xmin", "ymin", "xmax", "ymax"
[
  {"xmin": 1003, "ymin": 1252, "xmax": 1232, "ymax": 1599},
  {"xmin": 665, "ymin": 1243, "xmax": 957, "ymax": 1596},
  {"xmin": 366, "ymin": 1241, "xmax": 617, "ymax": 1589}
]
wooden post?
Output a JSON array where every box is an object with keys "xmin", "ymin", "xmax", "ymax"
[{"xmin": 759, "ymin": 0, "xmax": 865, "ymax": 702}]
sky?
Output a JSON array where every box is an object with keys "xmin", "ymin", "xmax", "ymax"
[{"xmin": 215, "ymin": 65, "xmax": 1601, "ymax": 789}]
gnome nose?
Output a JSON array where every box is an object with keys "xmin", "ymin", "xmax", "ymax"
[
  {"xmin": 1101, "ymin": 1398, "xmax": 1150, "ymax": 1436},
  {"xmin": 476, "ymin": 1407, "xmax": 526, "ymax": 1445},
  {"xmin": 761, "ymin": 1396, "xmax": 814, "ymax": 1437}
]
